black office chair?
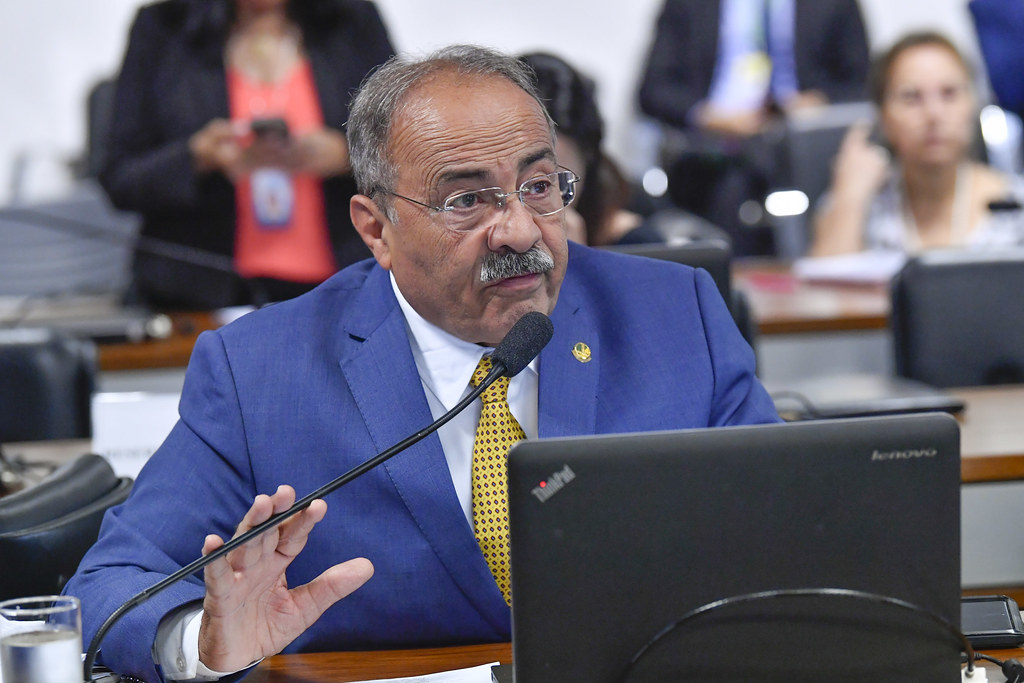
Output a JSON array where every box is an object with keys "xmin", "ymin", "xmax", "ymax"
[
  {"xmin": 0, "ymin": 453, "xmax": 132, "ymax": 600},
  {"xmin": 85, "ymin": 77, "xmax": 117, "ymax": 180},
  {"xmin": 770, "ymin": 101, "xmax": 875, "ymax": 258},
  {"xmin": 602, "ymin": 239, "xmax": 758, "ymax": 350},
  {"xmin": 891, "ymin": 250, "xmax": 1024, "ymax": 387},
  {"xmin": 0, "ymin": 329, "xmax": 96, "ymax": 443}
]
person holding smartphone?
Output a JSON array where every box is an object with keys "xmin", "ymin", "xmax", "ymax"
[
  {"xmin": 102, "ymin": 0, "xmax": 394, "ymax": 309},
  {"xmin": 810, "ymin": 32, "xmax": 1024, "ymax": 256}
]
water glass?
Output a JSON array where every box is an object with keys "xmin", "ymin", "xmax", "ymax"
[{"xmin": 0, "ymin": 596, "xmax": 81, "ymax": 683}]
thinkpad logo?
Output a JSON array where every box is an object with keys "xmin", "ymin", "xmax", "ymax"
[
  {"xmin": 870, "ymin": 448, "xmax": 938, "ymax": 461},
  {"xmin": 530, "ymin": 465, "xmax": 576, "ymax": 502}
]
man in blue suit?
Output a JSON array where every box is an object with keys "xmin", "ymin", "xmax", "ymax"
[{"xmin": 65, "ymin": 46, "xmax": 779, "ymax": 680}]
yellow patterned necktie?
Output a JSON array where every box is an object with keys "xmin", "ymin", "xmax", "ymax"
[{"xmin": 470, "ymin": 354, "xmax": 525, "ymax": 606}]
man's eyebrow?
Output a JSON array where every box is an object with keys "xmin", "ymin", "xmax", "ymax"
[
  {"xmin": 436, "ymin": 148, "xmax": 556, "ymax": 187},
  {"xmin": 519, "ymin": 149, "xmax": 556, "ymax": 171},
  {"xmin": 437, "ymin": 168, "xmax": 489, "ymax": 186}
]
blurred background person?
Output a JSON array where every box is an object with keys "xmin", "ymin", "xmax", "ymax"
[
  {"xmin": 810, "ymin": 32, "xmax": 1024, "ymax": 256},
  {"xmin": 637, "ymin": 0, "xmax": 869, "ymax": 256},
  {"xmin": 519, "ymin": 52, "xmax": 662, "ymax": 247},
  {"xmin": 101, "ymin": 0, "xmax": 394, "ymax": 310},
  {"xmin": 969, "ymin": 0, "xmax": 1024, "ymax": 123}
]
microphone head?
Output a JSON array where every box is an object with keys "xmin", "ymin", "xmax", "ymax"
[{"xmin": 491, "ymin": 311, "xmax": 554, "ymax": 377}]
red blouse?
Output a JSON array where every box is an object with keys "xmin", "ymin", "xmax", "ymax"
[{"xmin": 228, "ymin": 60, "xmax": 336, "ymax": 283}]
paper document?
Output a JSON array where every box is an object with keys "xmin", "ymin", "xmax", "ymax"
[
  {"xmin": 793, "ymin": 251, "xmax": 906, "ymax": 284},
  {"xmin": 91, "ymin": 392, "xmax": 181, "ymax": 478},
  {"xmin": 347, "ymin": 661, "xmax": 497, "ymax": 683}
]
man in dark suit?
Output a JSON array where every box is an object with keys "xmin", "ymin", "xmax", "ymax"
[
  {"xmin": 638, "ymin": 0, "xmax": 870, "ymax": 255},
  {"xmin": 66, "ymin": 46, "xmax": 779, "ymax": 681}
]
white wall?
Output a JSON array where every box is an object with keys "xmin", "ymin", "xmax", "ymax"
[
  {"xmin": 0, "ymin": 1, "xmax": 141, "ymax": 204},
  {"xmin": 0, "ymin": 0, "xmax": 990, "ymax": 206}
]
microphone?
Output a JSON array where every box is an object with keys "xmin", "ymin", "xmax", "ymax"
[
  {"xmin": 490, "ymin": 311, "xmax": 553, "ymax": 378},
  {"xmin": 82, "ymin": 311, "xmax": 553, "ymax": 680}
]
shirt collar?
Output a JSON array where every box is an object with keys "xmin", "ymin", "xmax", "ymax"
[{"xmin": 389, "ymin": 273, "xmax": 539, "ymax": 411}]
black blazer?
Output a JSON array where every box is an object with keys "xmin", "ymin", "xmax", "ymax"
[
  {"xmin": 101, "ymin": 0, "xmax": 394, "ymax": 308},
  {"xmin": 639, "ymin": 0, "xmax": 870, "ymax": 129}
]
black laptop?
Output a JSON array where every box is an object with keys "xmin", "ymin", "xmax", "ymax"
[{"xmin": 506, "ymin": 413, "xmax": 962, "ymax": 682}]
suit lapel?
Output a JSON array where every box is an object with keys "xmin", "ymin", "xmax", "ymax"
[
  {"xmin": 538, "ymin": 268, "xmax": 600, "ymax": 438},
  {"xmin": 338, "ymin": 269, "xmax": 512, "ymax": 632}
]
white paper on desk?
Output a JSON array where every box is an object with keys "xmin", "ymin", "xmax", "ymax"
[
  {"xmin": 793, "ymin": 251, "xmax": 907, "ymax": 284},
  {"xmin": 345, "ymin": 661, "xmax": 497, "ymax": 683},
  {"xmin": 91, "ymin": 392, "xmax": 180, "ymax": 479}
]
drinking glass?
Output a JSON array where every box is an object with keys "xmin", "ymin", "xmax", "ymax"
[{"xmin": 0, "ymin": 596, "xmax": 81, "ymax": 683}]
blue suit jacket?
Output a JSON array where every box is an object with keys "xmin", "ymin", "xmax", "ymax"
[{"xmin": 65, "ymin": 243, "xmax": 778, "ymax": 680}]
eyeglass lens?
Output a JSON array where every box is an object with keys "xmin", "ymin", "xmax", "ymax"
[{"xmin": 442, "ymin": 171, "xmax": 576, "ymax": 232}]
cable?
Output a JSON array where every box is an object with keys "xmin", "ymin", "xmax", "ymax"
[
  {"xmin": 0, "ymin": 443, "xmax": 60, "ymax": 495},
  {"xmin": 0, "ymin": 443, "xmax": 24, "ymax": 495},
  {"xmin": 974, "ymin": 653, "xmax": 1024, "ymax": 682},
  {"xmin": 617, "ymin": 587, "xmax": 974, "ymax": 682},
  {"xmin": 767, "ymin": 389, "xmax": 824, "ymax": 420}
]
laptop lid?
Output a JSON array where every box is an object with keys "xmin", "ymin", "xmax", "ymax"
[
  {"xmin": 767, "ymin": 372, "xmax": 966, "ymax": 420},
  {"xmin": 507, "ymin": 413, "xmax": 962, "ymax": 682}
]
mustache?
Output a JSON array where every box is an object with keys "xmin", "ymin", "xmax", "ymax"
[{"xmin": 479, "ymin": 247, "xmax": 555, "ymax": 284}]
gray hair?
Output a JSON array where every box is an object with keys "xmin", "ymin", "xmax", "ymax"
[{"xmin": 347, "ymin": 44, "xmax": 555, "ymax": 216}]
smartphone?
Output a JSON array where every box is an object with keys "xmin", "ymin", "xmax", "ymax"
[
  {"xmin": 250, "ymin": 117, "xmax": 290, "ymax": 141},
  {"xmin": 988, "ymin": 198, "xmax": 1023, "ymax": 212},
  {"xmin": 962, "ymin": 595, "xmax": 1024, "ymax": 649}
]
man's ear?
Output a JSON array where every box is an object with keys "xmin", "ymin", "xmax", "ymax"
[{"xmin": 351, "ymin": 194, "xmax": 392, "ymax": 270}]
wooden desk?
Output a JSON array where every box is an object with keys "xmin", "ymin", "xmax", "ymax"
[
  {"xmin": 957, "ymin": 386, "xmax": 1024, "ymax": 483},
  {"xmin": 97, "ymin": 311, "xmax": 218, "ymax": 372},
  {"xmin": 249, "ymin": 642, "xmax": 1018, "ymax": 682},
  {"xmin": 92, "ymin": 264, "xmax": 886, "ymax": 369},
  {"xmin": 249, "ymin": 643, "xmax": 509, "ymax": 682},
  {"xmin": 7, "ymin": 385, "xmax": 1024, "ymax": 486},
  {"xmin": 92, "ymin": 263, "xmax": 886, "ymax": 371},
  {"xmin": 734, "ymin": 261, "xmax": 889, "ymax": 335}
]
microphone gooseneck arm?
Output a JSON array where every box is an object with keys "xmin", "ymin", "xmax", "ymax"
[
  {"xmin": 83, "ymin": 360, "xmax": 505, "ymax": 680},
  {"xmin": 83, "ymin": 310, "xmax": 554, "ymax": 680}
]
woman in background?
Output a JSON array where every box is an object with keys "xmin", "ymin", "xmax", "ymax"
[
  {"xmin": 519, "ymin": 52, "xmax": 662, "ymax": 247},
  {"xmin": 810, "ymin": 32, "xmax": 1024, "ymax": 256},
  {"xmin": 102, "ymin": 0, "xmax": 394, "ymax": 309}
]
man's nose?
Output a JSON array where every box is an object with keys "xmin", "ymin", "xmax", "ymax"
[{"xmin": 488, "ymin": 195, "xmax": 542, "ymax": 253}]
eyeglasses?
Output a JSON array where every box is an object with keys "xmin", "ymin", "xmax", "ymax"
[{"xmin": 381, "ymin": 169, "xmax": 580, "ymax": 232}]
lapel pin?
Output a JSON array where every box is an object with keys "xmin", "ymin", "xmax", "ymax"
[{"xmin": 571, "ymin": 342, "xmax": 592, "ymax": 363}]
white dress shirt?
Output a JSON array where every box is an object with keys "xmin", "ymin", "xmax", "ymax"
[
  {"xmin": 391, "ymin": 273, "xmax": 540, "ymax": 523},
  {"xmin": 155, "ymin": 273, "xmax": 539, "ymax": 679},
  {"xmin": 706, "ymin": 0, "xmax": 798, "ymax": 113}
]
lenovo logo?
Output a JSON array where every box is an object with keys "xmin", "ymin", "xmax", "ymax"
[
  {"xmin": 871, "ymin": 448, "xmax": 938, "ymax": 461},
  {"xmin": 530, "ymin": 465, "xmax": 576, "ymax": 502}
]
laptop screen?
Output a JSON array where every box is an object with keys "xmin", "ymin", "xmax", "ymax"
[{"xmin": 507, "ymin": 413, "xmax": 962, "ymax": 682}]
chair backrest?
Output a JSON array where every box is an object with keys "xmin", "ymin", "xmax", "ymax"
[
  {"xmin": 603, "ymin": 239, "xmax": 733, "ymax": 305},
  {"xmin": 0, "ymin": 329, "xmax": 96, "ymax": 442},
  {"xmin": 0, "ymin": 454, "xmax": 132, "ymax": 600},
  {"xmin": 781, "ymin": 102, "xmax": 876, "ymax": 211},
  {"xmin": 774, "ymin": 102, "xmax": 875, "ymax": 257},
  {"xmin": 85, "ymin": 78, "xmax": 118, "ymax": 180},
  {"xmin": 602, "ymin": 239, "xmax": 759, "ymax": 349},
  {"xmin": 891, "ymin": 250, "xmax": 1024, "ymax": 387}
]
